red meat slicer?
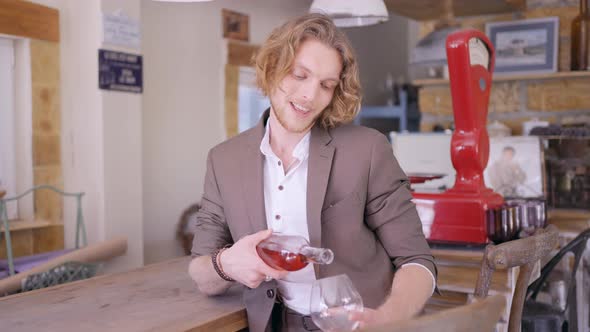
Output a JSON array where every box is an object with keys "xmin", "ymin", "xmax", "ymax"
[{"xmin": 412, "ymin": 30, "xmax": 504, "ymax": 245}]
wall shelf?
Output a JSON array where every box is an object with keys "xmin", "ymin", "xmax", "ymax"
[
  {"xmin": 384, "ymin": 0, "xmax": 526, "ymax": 21},
  {"xmin": 0, "ymin": 219, "xmax": 55, "ymax": 232},
  {"xmin": 0, "ymin": 222, "xmax": 64, "ymax": 259},
  {"xmin": 413, "ymin": 71, "xmax": 590, "ymax": 86}
]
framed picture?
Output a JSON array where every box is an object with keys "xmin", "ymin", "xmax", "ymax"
[
  {"xmin": 484, "ymin": 136, "xmax": 545, "ymax": 198},
  {"xmin": 485, "ymin": 17, "xmax": 559, "ymax": 76},
  {"xmin": 222, "ymin": 9, "xmax": 249, "ymax": 42}
]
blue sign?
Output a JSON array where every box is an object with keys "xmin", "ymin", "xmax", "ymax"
[{"xmin": 99, "ymin": 49, "xmax": 143, "ymax": 93}]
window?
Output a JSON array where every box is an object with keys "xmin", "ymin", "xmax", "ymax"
[{"xmin": 237, "ymin": 66, "xmax": 269, "ymax": 133}]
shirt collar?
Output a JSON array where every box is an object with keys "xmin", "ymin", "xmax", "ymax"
[{"xmin": 259, "ymin": 120, "xmax": 311, "ymax": 161}]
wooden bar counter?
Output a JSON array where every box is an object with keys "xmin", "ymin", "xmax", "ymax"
[
  {"xmin": 0, "ymin": 248, "xmax": 512, "ymax": 332},
  {"xmin": 1, "ymin": 211, "xmax": 587, "ymax": 332},
  {"xmin": 0, "ymin": 249, "xmax": 500, "ymax": 332},
  {"xmin": 0, "ymin": 257, "xmax": 247, "ymax": 332},
  {"xmin": 0, "ymin": 248, "xmax": 500, "ymax": 332}
]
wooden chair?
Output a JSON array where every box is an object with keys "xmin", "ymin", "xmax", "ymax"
[
  {"xmin": 523, "ymin": 227, "xmax": 590, "ymax": 331},
  {"xmin": 474, "ymin": 224, "xmax": 560, "ymax": 332},
  {"xmin": 361, "ymin": 294, "xmax": 506, "ymax": 332},
  {"xmin": 176, "ymin": 202, "xmax": 200, "ymax": 255}
]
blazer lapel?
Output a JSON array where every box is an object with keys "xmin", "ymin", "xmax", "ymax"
[
  {"xmin": 307, "ymin": 125, "xmax": 334, "ymax": 278},
  {"xmin": 241, "ymin": 113, "xmax": 268, "ymax": 235}
]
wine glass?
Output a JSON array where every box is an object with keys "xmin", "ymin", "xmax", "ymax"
[{"xmin": 309, "ymin": 274, "xmax": 364, "ymax": 331}]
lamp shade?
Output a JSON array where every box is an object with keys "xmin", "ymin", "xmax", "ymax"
[{"xmin": 310, "ymin": 0, "xmax": 389, "ymax": 27}]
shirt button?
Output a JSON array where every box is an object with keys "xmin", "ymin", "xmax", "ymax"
[
  {"xmin": 266, "ymin": 289, "xmax": 275, "ymax": 298},
  {"xmin": 275, "ymin": 215, "xmax": 281, "ymax": 220},
  {"xmin": 278, "ymin": 185, "xmax": 284, "ymax": 191},
  {"xmin": 278, "ymin": 161, "xmax": 281, "ymax": 166}
]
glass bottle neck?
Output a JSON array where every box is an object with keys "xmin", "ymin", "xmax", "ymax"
[
  {"xmin": 582, "ymin": 0, "xmax": 588, "ymax": 14},
  {"xmin": 300, "ymin": 246, "xmax": 334, "ymax": 265}
]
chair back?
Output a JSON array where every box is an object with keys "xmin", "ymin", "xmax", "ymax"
[
  {"xmin": 523, "ymin": 227, "xmax": 590, "ymax": 331},
  {"xmin": 474, "ymin": 224, "xmax": 559, "ymax": 332},
  {"xmin": 360, "ymin": 294, "xmax": 505, "ymax": 332},
  {"xmin": 528, "ymin": 227, "xmax": 590, "ymax": 305},
  {"xmin": 176, "ymin": 203, "xmax": 201, "ymax": 255}
]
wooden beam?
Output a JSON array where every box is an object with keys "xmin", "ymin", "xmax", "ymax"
[
  {"xmin": 0, "ymin": 0, "xmax": 59, "ymax": 42},
  {"xmin": 227, "ymin": 40, "xmax": 259, "ymax": 67},
  {"xmin": 384, "ymin": 0, "xmax": 526, "ymax": 21},
  {"xmin": 225, "ymin": 64, "xmax": 239, "ymax": 138},
  {"xmin": 32, "ymin": 224, "xmax": 64, "ymax": 254}
]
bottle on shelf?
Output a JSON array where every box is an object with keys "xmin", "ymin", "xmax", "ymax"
[
  {"xmin": 571, "ymin": 0, "xmax": 590, "ymax": 70},
  {"xmin": 256, "ymin": 233, "xmax": 334, "ymax": 271}
]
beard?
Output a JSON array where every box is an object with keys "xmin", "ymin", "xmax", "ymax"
[{"xmin": 270, "ymin": 99, "xmax": 320, "ymax": 134}]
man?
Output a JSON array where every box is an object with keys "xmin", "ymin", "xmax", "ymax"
[
  {"xmin": 489, "ymin": 146, "xmax": 526, "ymax": 197},
  {"xmin": 189, "ymin": 13, "xmax": 436, "ymax": 332}
]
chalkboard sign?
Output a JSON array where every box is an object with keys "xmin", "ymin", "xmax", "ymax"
[{"xmin": 98, "ymin": 49, "xmax": 143, "ymax": 93}]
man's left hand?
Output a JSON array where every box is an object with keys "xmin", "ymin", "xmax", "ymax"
[
  {"xmin": 348, "ymin": 308, "xmax": 394, "ymax": 330},
  {"xmin": 349, "ymin": 264, "xmax": 434, "ymax": 329}
]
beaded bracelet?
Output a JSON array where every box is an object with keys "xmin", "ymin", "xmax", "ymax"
[{"xmin": 211, "ymin": 246, "xmax": 235, "ymax": 282}]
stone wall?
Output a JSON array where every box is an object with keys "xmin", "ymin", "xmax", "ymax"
[{"xmin": 418, "ymin": 0, "xmax": 590, "ymax": 133}]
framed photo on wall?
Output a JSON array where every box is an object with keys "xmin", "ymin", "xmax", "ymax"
[
  {"xmin": 222, "ymin": 9, "xmax": 249, "ymax": 42},
  {"xmin": 484, "ymin": 136, "xmax": 545, "ymax": 198},
  {"xmin": 485, "ymin": 17, "xmax": 559, "ymax": 76}
]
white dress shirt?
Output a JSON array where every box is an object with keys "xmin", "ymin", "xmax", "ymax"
[
  {"xmin": 260, "ymin": 122, "xmax": 435, "ymax": 315},
  {"xmin": 260, "ymin": 121, "xmax": 316, "ymax": 314}
]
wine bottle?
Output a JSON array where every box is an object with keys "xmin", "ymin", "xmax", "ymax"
[
  {"xmin": 571, "ymin": 0, "xmax": 590, "ymax": 70},
  {"xmin": 256, "ymin": 233, "xmax": 334, "ymax": 271}
]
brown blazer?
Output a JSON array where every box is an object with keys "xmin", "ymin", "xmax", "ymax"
[{"xmin": 192, "ymin": 111, "xmax": 436, "ymax": 332}]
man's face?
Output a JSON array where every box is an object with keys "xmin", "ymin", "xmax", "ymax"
[{"xmin": 269, "ymin": 38, "xmax": 342, "ymax": 133}]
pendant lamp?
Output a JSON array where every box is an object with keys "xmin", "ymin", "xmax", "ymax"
[{"xmin": 309, "ymin": 0, "xmax": 389, "ymax": 27}]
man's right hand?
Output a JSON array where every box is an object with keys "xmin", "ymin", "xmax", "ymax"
[{"xmin": 219, "ymin": 229, "xmax": 288, "ymax": 288}]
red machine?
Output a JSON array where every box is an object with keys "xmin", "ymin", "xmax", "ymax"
[{"xmin": 413, "ymin": 30, "xmax": 504, "ymax": 245}]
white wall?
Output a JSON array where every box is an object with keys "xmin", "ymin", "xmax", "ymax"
[
  {"xmin": 141, "ymin": 0, "xmax": 312, "ymax": 264},
  {"xmin": 31, "ymin": 0, "xmax": 143, "ymax": 273},
  {"xmin": 0, "ymin": 38, "xmax": 16, "ymax": 219},
  {"xmin": 100, "ymin": 0, "xmax": 143, "ymax": 272}
]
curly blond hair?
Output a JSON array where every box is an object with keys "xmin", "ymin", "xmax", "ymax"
[{"xmin": 254, "ymin": 13, "xmax": 362, "ymax": 129}]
